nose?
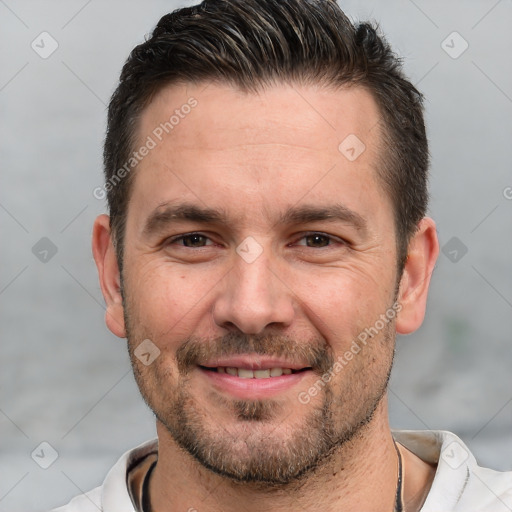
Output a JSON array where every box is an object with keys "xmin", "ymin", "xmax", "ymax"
[{"xmin": 212, "ymin": 248, "xmax": 295, "ymax": 334}]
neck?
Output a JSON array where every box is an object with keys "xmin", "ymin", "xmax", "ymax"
[{"xmin": 149, "ymin": 399, "xmax": 407, "ymax": 512}]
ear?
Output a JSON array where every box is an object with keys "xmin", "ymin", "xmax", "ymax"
[
  {"xmin": 395, "ymin": 217, "xmax": 439, "ymax": 335},
  {"xmin": 92, "ymin": 214, "xmax": 126, "ymax": 338}
]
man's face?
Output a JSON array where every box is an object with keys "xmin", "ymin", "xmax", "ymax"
[{"xmin": 120, "ymin": 82, "xmax": 400, "ymax": 484}]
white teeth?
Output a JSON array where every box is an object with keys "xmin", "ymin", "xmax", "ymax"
[
  {"xmin": 238, "ymin": 368, "xmax": 254, "ymax": 379},
  {"xmin": 254, "ymin": 369, "xmax": 270, "ymax": 379},
  {"xmin": 216, "ymin": 367, "xmax": 297, "ymax": 378}
]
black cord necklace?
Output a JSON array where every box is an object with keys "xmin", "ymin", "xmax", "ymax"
[
  {"xmin": 394, "ymin": 440, "xmax": 405, "ymax": 512},
  {"xmin": 141, "ymin": 446, "xmax": 405, "ymax": 512},
  {"xmin": 141, "ymin": 460, "xmax": 157, "ymax": 512}
]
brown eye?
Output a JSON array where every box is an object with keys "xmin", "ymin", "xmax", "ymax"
[
  {"xmin": 304, "ymin": 234, "xmax": 331, "ymax": 248},
  {"xmin": 169, "ymin": 233, "xmax": 212, "ymax": 247},
  {"xmin": 295, "ymin": 233, "xmax": 337, "ymax": 248}
]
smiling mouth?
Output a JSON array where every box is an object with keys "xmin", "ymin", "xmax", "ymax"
[{"xmin": 199, "ymin": 366, "xmax": 312, "ymax": 379}]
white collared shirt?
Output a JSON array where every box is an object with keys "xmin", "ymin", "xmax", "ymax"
[{"xmin": 51, "ymin": 430, "xmax": 512, "ymax": 512}]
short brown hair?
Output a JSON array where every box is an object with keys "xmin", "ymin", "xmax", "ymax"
[{"xmin": 104, "ymin": 0, "xmax": 429, "ymax": 273}]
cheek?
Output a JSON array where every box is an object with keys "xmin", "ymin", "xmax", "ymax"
[
  {"xmin": 290, "ymin": 265, "xmax": 391, "ymax": 342},
  {"xmin": 127, "ymin": 260, "xmax": 219, "ymax": 334}
]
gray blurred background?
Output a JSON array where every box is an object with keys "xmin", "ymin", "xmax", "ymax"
[{"xmin": 1, "ymin": 1, "xmax": 511, "ymax": 510}]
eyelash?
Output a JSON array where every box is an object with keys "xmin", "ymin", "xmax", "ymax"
[
  {"xmin": 166, "ymin": 231, "xmax": 346, "ymax": 249},
  {"xmin": 166, "ymin": 232, "xmax": 214, "ymax": 248}
]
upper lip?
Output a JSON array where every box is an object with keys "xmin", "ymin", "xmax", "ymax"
[{"xmin": 199, "ymin": 355, "xmax": 311, "ymax": 371}]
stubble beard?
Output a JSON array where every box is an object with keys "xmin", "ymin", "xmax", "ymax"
[{"xmin": 124, "ymin": 299, "xmax": 395, "ymax": 488}]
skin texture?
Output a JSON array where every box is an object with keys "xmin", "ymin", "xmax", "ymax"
[{"xmin": 93, "ymin": 82, "xmax": 439, "ymax": 512}]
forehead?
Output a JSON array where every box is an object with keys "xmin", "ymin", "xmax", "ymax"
[
  {"xmin": 138, "ymin": 81, "xmax": 382, "ymax": 155},
  {"xmin": 129, "ymin": 81, "xmax": 388, "ymax": 230}
]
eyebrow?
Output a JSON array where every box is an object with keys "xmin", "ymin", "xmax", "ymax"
[
  {"xmin": 142, "ymin": 201, "xmax": 367, "ymax": 237},
  {"xmin": 278, "ymin": 204, "xmax": 367, "ymax": 233},
  {"xmin": 143, "ymin": 203, "xmax": 228, "ymax": 237}
]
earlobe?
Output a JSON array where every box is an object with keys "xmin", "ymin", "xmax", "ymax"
[
  {"xmin": 395, "ymin": 217, "xmax": 439, "ymax": 335},
  {"xmin": 91, "ymin": 214, "xmax": 126, "ymax": 338}
]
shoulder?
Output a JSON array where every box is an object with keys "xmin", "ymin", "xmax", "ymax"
[
  {"xmin": 48, "ymin": 439, "xmax": 158, "ymax": 512},
  {"xmin": 394, "ymin": 429, "xmax": 512, "ymax": 512},
  {"xmin": 457, "ymin": 463, "xmax": 512, "ymax": 512},
  {"xmin": 50, "ymin": 487, "xmax": 102, "ymax": 512},
  {"xmin": 461, "ymin": 466, "xmax": 512, "ymax": 512}
]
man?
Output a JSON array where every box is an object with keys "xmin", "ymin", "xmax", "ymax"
[{"xmin": 54, "ymin": 0, "xmax": 512, "ymax": 511}]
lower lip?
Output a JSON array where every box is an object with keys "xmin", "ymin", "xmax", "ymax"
[{"xmin": 198, "ymin": 367, "xmax": 312, "ymax": 400}]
